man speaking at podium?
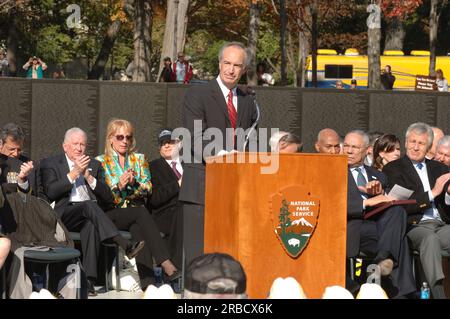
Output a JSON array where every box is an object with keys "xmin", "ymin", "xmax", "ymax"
[{"xmin": 179, "ymin": 42, "xmax": 258, "ymax": 267}]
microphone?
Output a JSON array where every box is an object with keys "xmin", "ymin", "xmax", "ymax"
[{"xmin": 243, "ymin": 87, "xmax": 260, "ymax": 152}]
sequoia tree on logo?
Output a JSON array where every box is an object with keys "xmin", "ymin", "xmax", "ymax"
[{"xmin": 271, "ymin": 186, "xmax": 320, "ymax": 258}]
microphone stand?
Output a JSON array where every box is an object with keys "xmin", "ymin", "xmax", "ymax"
[{"xmin": 243, "ymin": 88, "xmax": 260, "ymax": 152}]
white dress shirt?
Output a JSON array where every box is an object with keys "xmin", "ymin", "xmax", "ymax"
[
  {"xmin": 65, "ymin": 155, "xmax": 96, "ymax": 202},
  {"xmin": 165, "ymin": 157, "xmax": 183, "ymax": 177},
  {"xmin": 412, "ymin": 161, "xmax": 443, "ymax": 222},
  {"xmin": 216, "ymin": 76, "xmax": 238, "ymax": 156}
]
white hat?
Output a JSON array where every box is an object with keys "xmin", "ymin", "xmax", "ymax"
[
  {"xmin": 356, "ymin": 283, "xmax": 388, "ymax": 299},
  {"xmin": 142, "ymin": 284, "xmax": 177, "ymax": 299},
  {"xmin": 322, "ymin": 285, "xmax": 354, "ymax": 299},
  {"xmin": 268, "ymin": 277, "xmax": 307, "ymax": 299}
]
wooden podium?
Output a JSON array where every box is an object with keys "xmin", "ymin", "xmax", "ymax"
[{"xmin": 204, "ymin": 153, "xmax": 348, "ymax": 298}]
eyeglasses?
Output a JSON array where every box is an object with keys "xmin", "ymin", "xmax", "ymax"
[{"xmin": 115, "ymin": 135, "xmax": 133, "ymax": 142}]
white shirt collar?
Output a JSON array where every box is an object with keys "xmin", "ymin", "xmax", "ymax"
[
  {"xmin": 216, "ymin": 76, "xmax": 237, "ymax": 100},
  {"xmin": 65, "ymin": 154, "xmax": 75, "ymax": 168}
]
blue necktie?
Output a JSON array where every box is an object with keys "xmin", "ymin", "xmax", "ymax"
[
  {"xmin": 355, "ymin": 167, "xmax": 367, "ymax": 187},
  {"xmin": 417, "ymin": 163, "xmax": 423, "ymax": 170}
]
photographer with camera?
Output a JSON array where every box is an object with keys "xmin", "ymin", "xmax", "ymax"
[
  {"xmin": 22, "ymin": 56, "xmax": 47, "ymax": 79},
  {"xmin": 380, "ymin": 65, "xmax": 396, "ymax": 90}
]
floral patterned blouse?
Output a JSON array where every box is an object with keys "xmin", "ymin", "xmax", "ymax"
[{"xmin": 96, "ymin": 151, "xmax": 152, "ymax": 208}]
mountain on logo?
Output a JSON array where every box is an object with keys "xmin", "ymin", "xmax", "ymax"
[{"xmin": 291, "ymin": 218, "xmax": 313, "ymax": 228}]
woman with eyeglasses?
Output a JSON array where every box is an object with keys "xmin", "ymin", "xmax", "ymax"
[
  {"xmin": 372, "ymin": 134, "xmax": 401, "ymax": 171},
  {"xmin": 96, "ymin": 118, "xmax": 180, "ymax": 290}
]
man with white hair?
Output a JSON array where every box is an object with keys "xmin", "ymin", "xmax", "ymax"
[
  {"xmin": 426, "ymin": 126, "xmax": 444, "ymax": 160},
  {"xmin": 40, "ymin": 127, "xmax": 144, "ymax": 296},
  {"xmin": 435, "ymin": 136, "xmax": 450, "ymax": 168},
  {"xmin": 344, "ymin": 130, "xmax": 415, "ymax": 298},
  {"xmin": 383, "ymin": 122, "xmax": 450, "ymax": 299}
]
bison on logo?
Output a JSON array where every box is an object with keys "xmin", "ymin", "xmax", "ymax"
[{"xmin": 270, "ymin": 186, "xmax": 320, "ymax": 258}]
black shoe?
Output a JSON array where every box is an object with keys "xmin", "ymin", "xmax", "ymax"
[
  {"xmin": 88, "ymin": 280, "xmax": 97, "ymax": 297},
  {"xmin": 126, "ymin": 240, "xmax": 145, "ymax": 259}
]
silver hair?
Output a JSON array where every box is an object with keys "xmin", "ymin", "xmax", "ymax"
[
  {"xmin": 0, "ymin": 123, "xmax": 25, "ymax": 143},
  {"xmin": 347, "ymin": 130, "xmax": 370, "ymax": 148},
  {"xmin": 218, "ymin": 42, "xmax": 249, "ymax": 68},
  {"xmin": 437, "ymin": 135, "xmax": 450, "ymax": 149},
  {"xmin": 269, "ymin": 131, "xmax": 288, "ymax": 152},
  {"xmin": 64, "ymin": 127, "xmax": 87, "ymax": 143},
  {"xmin": 405, "ymin": 122, "xmax": 434, "ymax": 149}
]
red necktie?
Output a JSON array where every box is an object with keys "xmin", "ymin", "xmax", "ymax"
[
  {"xmin": 171, "ymin": 161, "xmax": 182, "ymax": 180},
  {"xmin": 227, "ymin": 90, "xmax": 237, "ymax": 129}
]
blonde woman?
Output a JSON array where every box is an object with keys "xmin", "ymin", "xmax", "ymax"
[{"xmin": 96, "ymin": 119, "xmax": 180, "ymax": 290}]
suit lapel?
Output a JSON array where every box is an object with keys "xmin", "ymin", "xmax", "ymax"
[
  {"xmin": 402, "ymin": 156, "xmax": 425, "ymax": 192},
  {"xmin": 425, "ymin": 159, "xmax": 438, "ymax": 188},
  {"xmin": 211, "ymin": 80, "xmax": 231, "ymax": 125},
  {"xmin": 59, "ymin": 154, "xmax": 71, "ymax": 176},
  {"xmin": 161, "ymin": 157, "xmax": 178, "ymax": 181}
]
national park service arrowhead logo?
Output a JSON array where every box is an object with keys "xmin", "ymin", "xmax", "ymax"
[{"xmin": 270, "ymin": 186, "xmax": 320, "ymax": 258}]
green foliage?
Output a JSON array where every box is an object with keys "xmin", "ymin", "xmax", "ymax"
[{"xmin": 36, "ymin": 25, "xmax": 74, "ymax": 65}]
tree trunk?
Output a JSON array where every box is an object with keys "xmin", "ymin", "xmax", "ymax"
[
  {"xmin": 298, "ymin": 30, "xmax": 309, "ymax": 88},
  {"xmin": 88, "ymin": 19, "xmax": 121, "ymax": 80},
  {"xmin": 157, "ymin": 0, "xmax": 189, "ymax": 82},
  {"xmin": 133, "ymin": 0, "xmax": 153, "ymax": 82},
  {"xmin": 6, "ymin": 8, "xmax": 18, "ymax": 77},
  {"xmin": 311, "ymin": 0, "xmax": 318, "ymax": 88},
  {"xmin": 279, "ymin": 0, "xmax": 287, "ymax": 85},
  {"xmin": 368, "ymin": 28, "xmax": 381, "ymax": 89},
  {"xmin": 247, "ymin": 1, "xmax": 260, "ymax": 86},
  {"xmin": 429, "ymin": 0, "xmax": 449, "ymax": 75},
  {"xmin": 384, "ymin": 17, "xmax": 405, "ymax": 51}
]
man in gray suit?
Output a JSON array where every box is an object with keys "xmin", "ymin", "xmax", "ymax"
[
  {"xmin": 383, "ymin": 122, "xmax": 450, "ymax": 299},
  {"xmin": 179, "ymin": 42, "xmax": 258, "ymax": 268}
]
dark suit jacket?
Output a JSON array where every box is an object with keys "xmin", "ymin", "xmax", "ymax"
[
  {"xmin": 347, "ymin": 165, "xmax": 388, "ymax": 257},
  {"xmin": 148, "ymin": 157, "xmax": 182, "ymax": 232},
  {"xmin": 40, "ymin": 153, "xmax": 114, "ymax": 213},
  {"xmin": 179, "ymin": 79, "xmax": 258, "ymax": 205},
  {"xmin": 0, "ymin": 153, "xmax": 40, "ymax": 196},
  {"xmin": 383, "ymin": 156, "xmax": 450, "ymax": 225}
]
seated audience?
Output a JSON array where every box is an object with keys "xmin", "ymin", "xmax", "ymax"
[
  {"xmin": 0, "ymin": 123, "xmax": 37, "ymax": 195},
  {"xmin": 383, "ymin": 122, "xmax": 450, "ymax": 299},
  {"xmin": 269, "ymin": 131, "xmax": 302, "ymax": 154},
  {"xmin": 148, "ymin": 129, "xmax": 183, "ymax": 269},
  {"xmin": 426, "ymin": 126, "xmax": 444, "ymax": 160},
  {"xmin": 96, "ymin": 119, "xmax": 180, "ymax": 290},
  {"xmin": 40, "ymin": 127, "xmax": 144, "ymax": 296},
  {"xmin": 269, "ymin": 131, "xmax": 288, "ymax": 152},
  {"xmin": 372, "ymin": 133, "xmax": 401, "ymax": 171},
  {"xmin": 364, "ymin": 131, "xmax": 383, "ymax": 166},
  {"xmin": 184, "ymin": 253, "xmax": 247, "ymax": 299},
  {"xmin": 434, "ymin": 135, "xmax": 450, "ymax": 168},
  {"xmin": 344, "ymin": 130, "xmax": 416, "ymax": 298},
  {"xmin": 315, "ymin": 128, "xmax": 341, "ymax": 154}
]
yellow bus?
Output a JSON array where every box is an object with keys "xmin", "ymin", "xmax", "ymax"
[{"xmin": 306, "ymin": 49, "xmax": 450, "ymax": 90}]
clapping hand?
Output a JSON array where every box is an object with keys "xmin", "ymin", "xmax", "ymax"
[
  {"xmin": 73, "ymin": 155, "xmax": 90, "ymax": 177},
  {"xmin": 17, "ymin": 161, "xmax": 34, "ymax": 182}
]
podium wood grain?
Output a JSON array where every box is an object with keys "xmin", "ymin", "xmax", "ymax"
[{"xmin": 204, "ymin": 153, "xmax": 348, "ymax": 298}]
